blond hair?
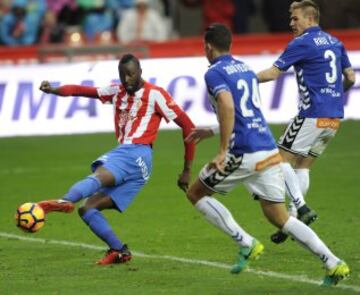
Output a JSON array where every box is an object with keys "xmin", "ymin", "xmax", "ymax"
[{"xmin": 290, "ymin": 0, "xmax": 320, "ymax": 23}]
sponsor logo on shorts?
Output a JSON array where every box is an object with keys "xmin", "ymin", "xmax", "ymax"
[{"xmin": 316, "ymin": 118, "xmax": 340, "ymax": 129}]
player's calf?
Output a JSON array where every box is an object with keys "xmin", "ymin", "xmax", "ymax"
[{"xmin": 270, "ymin": 204, "xmax": 317, "ymax": 244}]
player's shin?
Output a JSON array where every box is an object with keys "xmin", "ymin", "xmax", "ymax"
[
  {"xmin": 282, "ymin": 216, "xmax": 340, "ymax": 269},
  {"xmin": 195, "ymin": 196, "xmax": 254, "ymax": 247},
  {"xmin": 287, "ymin": 201, "xmax": 298, "ymax": 217},
  {"xmin": 81, "ymin": 208, "xmax": 124, "ymax": 250}
]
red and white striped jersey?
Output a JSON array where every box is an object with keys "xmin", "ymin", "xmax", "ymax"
[{"xmin": 97, "ymin": 82, "xmax": 184, "ymax": 144}]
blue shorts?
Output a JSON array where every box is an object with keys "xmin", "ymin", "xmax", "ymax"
[{"xmin": 91, "ymin": 144, "xmax": 153, "ymax": 212}]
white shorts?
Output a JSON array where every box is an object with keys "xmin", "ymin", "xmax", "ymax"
[
  {"xmin": 278, "ymin": 116, "xmax": 340, "ymax": 157},
  {"xmin": 199, "ymin": 149, "xmax": 285, "ymax": 202}
]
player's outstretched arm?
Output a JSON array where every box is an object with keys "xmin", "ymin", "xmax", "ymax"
[
  {"xmin": 39, "ymin": 80, "xmax": 99, "ymax": 98},
  {"xmin": 257, "ymin": 66, "xmax": 283, "ymax": 83},
  {"xmin": 173, "ymin": 112, "xmax": 196, "ymax": 192},
  {"xmin": 185, "ymin": 127, "xmax": 215, "ymax": 144}
]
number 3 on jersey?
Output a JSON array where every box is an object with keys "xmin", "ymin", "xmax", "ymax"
[
  {"xmin": 237, "ymin": 78, "xmax": 261, "ymax": 117},
  {"xmin": 324, "ymin": 49, "xmax": 338, "ymax": 84}
]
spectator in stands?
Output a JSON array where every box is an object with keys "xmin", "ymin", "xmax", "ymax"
[
  {"xmin": 77, "ymin": 0, "xmax": 115, "ymax": 41},
  {"xmin": 182, "ymin": 0, "xmax": 234, "ymax": 31},
  {"xmin": 138, "ymin": 0, "xmax": 176, "ymax": 38},
  {"xmin": 262, "ymin": 0, "xmax": 293, "ymax": 32},
  {"xmin": 0, "ymin": 0, "xmax": 46, "ymax": 46},
  {"xmin": 0, "ymin": 0, "xmax": 12, "ymax": 44},
  {"xmin": 316, "ymin": 0, "xmax": 360, "ymax": 30},
  {"xmin": 39, "ymin": 0, "xmax": 79, "ymax": 44},
  {"xmin": 110, "ymin": 0, "xmax": 134, "ymax": 28},
  {"xmin": 342, "ymin": 0, "xmax": 360, "ymax": 28},
  {"xmin": 233, "ymin": 0, "xmax": 255, "ymax": 34},
  {"xmin": 39, "ymin": 10, "xmax": 66, "ymax": 44},
  {"xmin": 116, "ymin": 0, "xmax": 168, "ymax": 44},
  {"xmin": 46, "ymin": 0, "xmax": 79, "ymax": 26},
  {"xmin": 0, "ymin": 0, "xmax": 12, "ymax": 17}
]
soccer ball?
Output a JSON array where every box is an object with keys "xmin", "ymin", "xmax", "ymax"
[{"xmin": 15, "ymin": 202, "xmax": 45, "ymax": 233}]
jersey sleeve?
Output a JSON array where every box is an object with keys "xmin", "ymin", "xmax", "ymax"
[
  {"xmin": 96, "ymin": 85, "xmax": 120, "ymax": 104},
  {"xmin": 340, "ymin": 43, "xmax": 352, "ymax": 70},
  {"xmin": 204, "ymin": 69, "xmax": 230, "ymax": 99},
  {"xmin": 274, "ymin": 39, "xmax": 309, "ymax": 71},
  {"xmin": 154, "ymin": 88, "xmax": 184, "ymax": 123}
]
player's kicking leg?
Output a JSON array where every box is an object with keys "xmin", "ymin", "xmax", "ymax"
[{"xmin": 38, "ymin": 166, "xmax": 114, "ymax": 214}]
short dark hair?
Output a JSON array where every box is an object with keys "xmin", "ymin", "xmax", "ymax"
[
  {"xmin": 290, "ymin": 0, "xmax": 320, "ymax": 23},
  {"xmin": 119, "ymin": 54, "xmax": 140, "ymax": 67},
  {"xmin": 204, "ymin": 23, "xmax": 232, "ymax": 52}
]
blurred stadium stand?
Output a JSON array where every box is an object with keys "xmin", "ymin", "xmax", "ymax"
[
  {"xmin": 1, "ymin": 29, "xmax": 360, "ymax": 65},
  {"xmin": 0, "ymin": 0, "xmax": 360, "ymax": 64}
]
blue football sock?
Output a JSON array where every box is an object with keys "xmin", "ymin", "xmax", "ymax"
[
  {"xmin": 63, "ymin": 175, "xmax": 102, "ymax": 203},
  {"xmin": 81, "ymin": 208, "xmax": 123, "ymax": 251}
]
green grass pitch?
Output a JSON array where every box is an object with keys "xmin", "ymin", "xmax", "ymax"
[{"xmin": 0, "ymin": 121, "xmax": 359, "ymax": 294}]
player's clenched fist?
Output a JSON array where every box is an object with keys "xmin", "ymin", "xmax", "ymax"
[{"xmin": 39, "ymin": 81, "xmax": 53, "ymax": 93}]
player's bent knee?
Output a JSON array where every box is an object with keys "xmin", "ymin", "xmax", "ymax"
[
  {"xmin": 187, "ymin": 178, "xmax": 213, "ymax": 205},
  {"xmin": 78, "ymin": 206, "xmax": 87, "ymax": 216},
  {"xmin": 186, "ymin": 187, "xmax": 201, "ymax": 205}
]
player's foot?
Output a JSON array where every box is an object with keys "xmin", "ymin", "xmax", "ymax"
[
  {"xmin": 97, "ymin": 245, "xmax": 132, "ymax": 265},
  {"xmin": 270, "ymin": 230, "xmax": 289, "ymax": 244},
  {"xmin": 230, "ymin": 239, "xmax": 264, "ymax": 274},
  {"xmin": 297, "ymin": 205, "xmax": 317, "ymax": 225},
  {"xmin": 37, "ymin": 199, "xmax": 75, "ymax": 214},
  {"xmin": 322, "ymin": 261, "xmax": 350, "ymax": 286}
]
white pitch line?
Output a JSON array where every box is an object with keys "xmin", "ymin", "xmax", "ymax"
[
  {"xmin": 1, "ymin": 232, "xmax": 359, "ymax": 293},
  {"xmin": 0, "ymin": 165, "xmax": 87, "ymax": 175}
]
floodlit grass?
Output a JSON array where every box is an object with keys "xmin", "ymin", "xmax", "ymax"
[{"xmin": 0, "ymin": 122, "xmax": 359, "ymax": 294}]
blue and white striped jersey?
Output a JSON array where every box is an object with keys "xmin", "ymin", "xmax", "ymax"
[
  {"xmin": 274, "ymin": 26, "xmax": 352, "ymax": 118},
  {"xmin": 205, "ymin": 55, "xmax": 276, "ymax": 155}
]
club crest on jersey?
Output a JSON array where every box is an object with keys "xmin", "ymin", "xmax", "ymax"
[{"xmin": 119, "ymin": 112, "xmax": 134, "ymax": 125}]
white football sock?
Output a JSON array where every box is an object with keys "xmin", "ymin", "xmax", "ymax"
[
  {"xmin": 282, "ymin": 216, "xmax": 340, "ymax": 269},
  {"xmin": 295, "ymin": 168, "xmax": 310, "ymax": 196},
  {"xmin": 281, "ymin": 162, "xmax": 306, "ymax": 209},
  {"xmin": 195, "ymin": 196, "xmax": 253, "ymax": 247},
  {"xmin": 287, "ymin": 201, "xmax": 298, "ymax": 218}
]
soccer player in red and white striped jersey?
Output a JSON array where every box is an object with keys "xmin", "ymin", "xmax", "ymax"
[{"xmin": 37, "ymin": 54, "xmax": 196, "ymax": 265}]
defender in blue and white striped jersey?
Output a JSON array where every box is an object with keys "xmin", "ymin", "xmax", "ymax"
[
  {"xmin": 185, "ymin": 22, "xmax": 349, "ymax": 286},
  {"xmin": 257, "ymin": 0, "xmax": 355, "ymax": 247}
]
